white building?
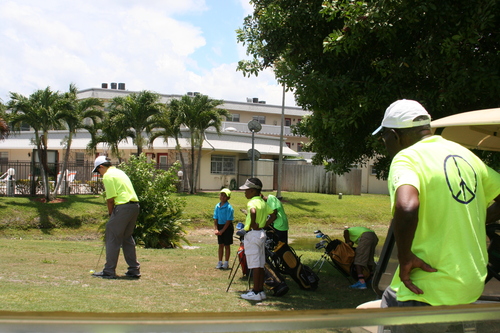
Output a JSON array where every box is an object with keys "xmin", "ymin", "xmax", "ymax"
[{"xmin": 0, "ymin": 85, "xmax": 388, "ymax": 193}]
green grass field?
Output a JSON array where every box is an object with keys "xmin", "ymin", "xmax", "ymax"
[{"xmin": 0, "ymin": 192, "xmax": 392, "ymax": 313}]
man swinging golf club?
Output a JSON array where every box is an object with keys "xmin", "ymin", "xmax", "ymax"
[{"xmin": 91, "ymin": 156, "xmax": 141, "ymax": 279}]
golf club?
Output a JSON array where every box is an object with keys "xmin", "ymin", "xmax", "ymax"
[{"xmin": 90, "ymin": 242, "xmax": 105, "ymax": 274}]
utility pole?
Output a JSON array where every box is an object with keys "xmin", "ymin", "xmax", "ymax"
[{"xmin": 277, "ymin": 84, "xmax": 285, "ymax": 200}]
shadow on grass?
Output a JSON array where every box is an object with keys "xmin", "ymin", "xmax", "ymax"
[
  {"xmin": 282, "ymin": 197, "xmax": 321, "ymax": 213},
  {"xmin": 0, "ymin": 195, "xmax": 106, "ymax": 232},
  {"xmin": 233, "ymin": 258, "xmax": 377, "ymax": 311}
]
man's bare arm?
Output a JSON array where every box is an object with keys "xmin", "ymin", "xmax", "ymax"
[{"xmin": 393, "ymin": 185, "xmax": 436, "ymax": 295}]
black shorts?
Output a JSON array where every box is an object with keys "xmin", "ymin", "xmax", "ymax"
[
  {"xmin": 217, "ymin": 223, "xmax": 234, "ymax": 245},
  {"xmin": 274, "ymin": 229, "xmax": 288, "ymax": 244}
]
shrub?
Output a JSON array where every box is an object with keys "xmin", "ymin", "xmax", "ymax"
[{"xmin": 119, "ymin": 154, "xmax": 188, "ymax": 248}]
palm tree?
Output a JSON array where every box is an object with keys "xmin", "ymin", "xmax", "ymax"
[
  {"xmin": 0, "ymin": 101, "xmax": 8, "ymax": 141},
  {"xmin": 108, "ymin": 91, "xmax": 164, "ymax": 155},
  {"xmin": 149, "ymin": 104, "xmax": 188, "ymax": 190},
  {"xmin": 52, "ymin": 84, "xmax": 104, "ymax": 195},
  {"xmin": 172, "ymin": 94, "xmax": 228, "ymax": 194},
  {"xmin": 87, "ymin": 112, "xmax": 134, "ymax": 163},
  {"xmin": 8, "ymin": 87, "xmax": 64, "ymax": 201}
]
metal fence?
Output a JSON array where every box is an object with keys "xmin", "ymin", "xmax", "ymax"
[{"xmin": 0, "ymin": 161, "xmax": 104, "ymax": 197}]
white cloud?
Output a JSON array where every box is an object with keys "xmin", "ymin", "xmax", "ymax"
[{"xmin": 0, "ymin": 0, "xmax": 297, "ymax": 107}]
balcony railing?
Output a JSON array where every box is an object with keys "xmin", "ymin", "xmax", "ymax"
[{"xmin": 219, "ymin": 122, "xmax": 296, "ymax": 136}]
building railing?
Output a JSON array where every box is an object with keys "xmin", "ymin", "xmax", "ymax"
[
  {"xmin": 219, "ymin": 122, "xmax": 296, "ymax": 136},
  {"xmin": 0, "ymin": 161, "xmax": 181, "ymax": 197},
  {"xmin": 0, "ymin": 161, "xmax": 103, "ymax": 196}
]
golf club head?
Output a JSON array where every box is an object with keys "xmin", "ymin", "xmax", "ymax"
[
  {"xmin": 315, "ymin": 240, "xmax": 327, "ymax": 249},
  {"xmin": 316, "ymin": 233, "xmax": 324, "ymax": 238},
  {"xmin": 236, "ymin": 222, "xmax": 245, "ymax": 230},
  {"xmin": 314, "ymin": 230, "xmax": 322, "ymax": 234}
]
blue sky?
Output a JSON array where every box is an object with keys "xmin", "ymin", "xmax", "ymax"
[{"xmin": 0, "ymin": 0, "xmax": 296, "ymax": 106}]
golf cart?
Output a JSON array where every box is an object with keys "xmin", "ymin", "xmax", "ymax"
[{"xmin": 361, "ymin": 108, "xmax": 500, "ymax": 331}]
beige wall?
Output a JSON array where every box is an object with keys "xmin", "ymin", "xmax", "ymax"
[
  {"xmin": 359, "ymin": 162, "xmax": 389, "ymax": 195},
  {"xmin": 197, "ymin": 151, "xmax": 239, "ymax": 191}
]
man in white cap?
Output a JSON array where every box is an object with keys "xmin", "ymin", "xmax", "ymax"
[
  {"xmin": 374, "ymin": 100, "xmax": 500, "ymax": 308},
  {"xmin": 91, "ymin": 156, "xmax": 141, "ymax": 279}
]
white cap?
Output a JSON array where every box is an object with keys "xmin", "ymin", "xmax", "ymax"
[
  {"xmin": 239, "ymin": 178, "xmax": 262, "ymax": 190},
  {"xmin": 372, "ymin": 100, "xmax": 431, "ymax": 135},
  {"xmin": 92, "ymin": 156, "xmax": 110, "ymax": 172}
]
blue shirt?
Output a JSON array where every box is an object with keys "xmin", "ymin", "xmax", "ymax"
[{"xmin": 213, "ymin": 202, "xmax": 234, "ymax": 225}]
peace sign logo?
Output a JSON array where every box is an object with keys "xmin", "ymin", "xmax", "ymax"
[{"xmin": 444, "ymin": 155, "xmax": 477, "ymax": 204}]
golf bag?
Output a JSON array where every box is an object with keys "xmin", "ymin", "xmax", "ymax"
[
  {"xmin": 230, "ymin": 228, "xmax": 289, "ymax": 296},
  {"xmin": 237, "ymin": 242, "xmax": 249, "ymax": 276},
  {"xmin": 264, "ymin": 260, "xmax": 290, "ymax": 296},
  {"xmin": 326, "ymin": 239, "xmax": 371, "ymax": 280},
  {"xmin": 273, "ymin": 242, "xmax": 319, "ymax": 290}
]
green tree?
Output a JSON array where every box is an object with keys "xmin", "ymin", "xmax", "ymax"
[
  {"xmin": 108, "ymin": 91, "xmax": 164, "ymax": 156},
  {"xmin": 149, "ymin": 104, "xmax": 188, "ymax": 190},
  {"xmin": 0, "ymin": 101, "xmax": 8, "ymax": 141},
  {"xmin": 119, "ymin": 154, "xmax": 188, "ymax": 248},
  {"xmin": 86, "ymin": 113, "xmax": 134, "ymax": 163},
  {"xmin": 237, "ymin": 0, "xmax": 500, "ymax": 174},
  {"xmin": 53, "ymin": 84, "xmax": 104, "ymax": 195},
  {"xmin": 8, "ymin": 87, "xmax": 64, "ymax": 200},
  {"xmin": 170, "ymin": 94, "xmax": 228, "ymax": 194}
]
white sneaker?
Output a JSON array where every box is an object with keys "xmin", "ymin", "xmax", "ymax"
[
  {"xmin": 215, "ymin": 261, "xmax": 223, "ymax": 269},
  {"xmin": 222, "ymin": 261, "xmax": 229, "ymax": 269},
  {"xmin": 259, "ymin": 291, "xmax": 267, "ymax": 300},
  {"xmin": 241, "ymin": 290, "xmax": 262, "ymax": 301}
]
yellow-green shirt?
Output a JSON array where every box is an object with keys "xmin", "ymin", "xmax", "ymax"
[
  {"xmin": 103, "ymin": 166, "xmax": 138, "ymax": 204},
  {"xmin": 388, "ymin": 136, "xmax": 500, "ymax": 305},
  {"xmin": 244, "ymin": 195, "xmax": 274, "ymax": 231}
]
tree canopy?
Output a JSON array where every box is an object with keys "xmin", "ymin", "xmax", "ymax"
[
  {"xmin": 168, "ymin": 94, "xmax": 228, "ymax": 193},
  {"xmin": 0, "ymin": 101, "xmax": 8, "ymax": 141},
  {"xmin": 108, "ymin": 91, "xmax": 164, "ymax": 156},
  {"xmin": 8, "ymin": 87, "xmax": 64, "ymax": 200},
  {"xmin": 237, "ymin": 0, "xmax": 500, "ymax": 174}
]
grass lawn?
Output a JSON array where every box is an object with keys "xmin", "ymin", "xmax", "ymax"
[{"xmin": 0, "ymin": 192, "xmax": 392, "ymax": 313}]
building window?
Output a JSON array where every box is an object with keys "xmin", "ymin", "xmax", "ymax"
[
  {"xmin": 252, "ymin": 116, "xmax": 266, "ymax": 124},
  {"xmin": 297, "ymin": 143, "xmax": 303, "ymax": 152},
  {"xmin": 211, "ymin": 155, "xmax": 236, "ymax": 174},
  {"xmin": 0, "ymin": 152, "xmax": 7, "ymax": 164},
  {"xmin": 285, "ymin": 142, "xmax": 291, "ymax": 148},
  {"xmin": 285, "ymin": 118, "xmax": 291, "ymax": 126},
  {"xmin": 75, "ymin": 152, "xmax": 85, "ymax": 166},
  {"xmin": 226, "ymin": 114, "xmax": 240, "ymax": 122},
  {"xmin": 370, "ymin": 165, "xmax": 377, "ymax": 175}
]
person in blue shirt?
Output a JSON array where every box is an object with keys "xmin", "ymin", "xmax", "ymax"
[{"xmin": 213, "ymin": 188, "xmax": 234, "ymax": 269}]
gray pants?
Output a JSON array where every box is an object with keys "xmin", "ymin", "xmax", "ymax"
[{"xmin": 103, "ymin": 202, "xmax": 140, "ymax": 276}]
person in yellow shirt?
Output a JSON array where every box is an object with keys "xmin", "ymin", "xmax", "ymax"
[
  {"xmin": 91, "ymin": 156, "xmax": 141, "ymax": 279},
  {"xmin": 373, "ymin": 100, "xmax": 500, "ymax": 307},
  {"xmin": 344, "ymin": 226, "xmax": 378, "ymax": 289},
  {"xmin": 239, "ymin": 178, "xmax": 274, "ymax": 301}
]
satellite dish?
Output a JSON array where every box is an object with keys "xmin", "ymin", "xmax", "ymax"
[
  {"xmin": 247, "ymin": 149, "xmax": 261, "ymax": 160},
  {"xmin": 247, "ymin": 120, "xmax": 262, "ymax": 132}
]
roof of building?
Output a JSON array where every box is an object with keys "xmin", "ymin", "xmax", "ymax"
[
  {"xmin": 77, "ymin": 88, "xmax": 311, "ymax": 117},
  {"xmin": 0, "ymin": 130, "xmax": 299, "ymax": 157}
]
